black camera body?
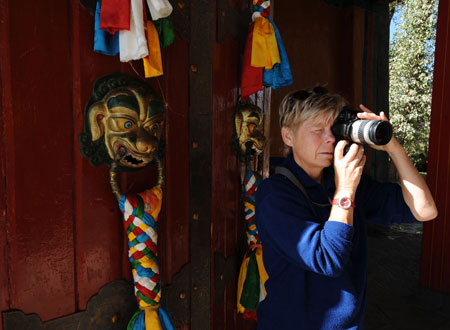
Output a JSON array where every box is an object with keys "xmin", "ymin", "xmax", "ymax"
[{"xmin": 331, "ymin": 107, "xmax": 393, "ymax": 147}]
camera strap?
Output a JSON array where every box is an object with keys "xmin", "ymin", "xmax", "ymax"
[{"xmin": 275, "ymin": 166, "xmax": 331, "ymax": 208}]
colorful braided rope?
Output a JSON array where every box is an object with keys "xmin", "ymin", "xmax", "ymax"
[
  {"xmin": 244, "ymin": 171, "xmax": 262, "ymax": 247},
  {"xmin": 237, "ymin": 170, "xmax": 268, "ymax": 320},
  {"xmin": 253, "ymin": 0, "xmax": 270, "ymax": 19},
  {"xmin": 118, "ymin": 186, "xmax": 175, "ymax": 330}
]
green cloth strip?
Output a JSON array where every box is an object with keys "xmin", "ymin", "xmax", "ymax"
[
  {"xmin": 127, "ymin": 310, "xmax": 141, "ymax": 330},
  {"xmin": 240, "ymin": 250, "xmax": 260, "ymax": 310}
]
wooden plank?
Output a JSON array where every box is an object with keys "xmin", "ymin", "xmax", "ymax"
[
  {"xmin": 73, "ymin": 4, "xmax": 131, "ymax": 310},
  {"xmin": 5, "ymin": 0, "xmax": 76, "ymax": 320},
  {"xmin": 159, "ymin": 37, "xmax": 190, "ymax": 286},
  {"xmin": 420, "ymin": 0, "xmax": 450, "ymax": 293},
  {"xmin": 211, "ymin": 26, "xmax": 241, "ymax": 330},
  {"xmin": 0, "ymin": 1, "xmax": 12, "ymax": 328},
  {"xmin": 190, "ymin": 0, "xmax": 214, "ymax": 328}
]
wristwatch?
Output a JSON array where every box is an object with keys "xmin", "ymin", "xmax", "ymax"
[{"xmin": 332, "ymin": 196, "xmax": 355, "ymax": 209}]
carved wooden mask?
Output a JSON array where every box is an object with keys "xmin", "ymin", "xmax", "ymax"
[{"xmin": 80, "ymin": 73, "xmax": 165, "ymax": 170}]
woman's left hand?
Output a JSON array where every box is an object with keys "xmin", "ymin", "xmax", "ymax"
[{"xmin": 356, "ymin": 104, "xmax": 398, "ymax": 152}]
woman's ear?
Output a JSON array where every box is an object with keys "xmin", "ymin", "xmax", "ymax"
[{"xmin": 281, "ymin": 126, "xmax": 294, "ymax": 147}]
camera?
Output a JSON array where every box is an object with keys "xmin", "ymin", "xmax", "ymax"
[{"xmin": 331, "ymin": 107, "xmax": 393, "ymax": 147}]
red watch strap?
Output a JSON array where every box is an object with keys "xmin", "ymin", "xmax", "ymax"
[{"xmin": 332, "ymin": 197, "xmax": 355, "ymax": 208}]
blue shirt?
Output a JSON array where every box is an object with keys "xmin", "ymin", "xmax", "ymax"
[{"xmin": 255, "ymin": 154, "xmax": 416, "ymax": 330}]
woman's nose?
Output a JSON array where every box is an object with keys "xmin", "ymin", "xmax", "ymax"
[{"xmin": 325, "ymin": 128, "xmax": 336, "ymax": 143}]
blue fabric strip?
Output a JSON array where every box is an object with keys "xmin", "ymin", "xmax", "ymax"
[
  {"xmin": 133, "ymin": 310, "xmax": 145, "ymax": 330},
  {"xmin": 142, "ymin": 212, "xmax": 157, "ymax": 230},
  {"xmin": 135, "ymin": 265, "xmax": 156, "ymax": 278},
  {"xmin": 94, "ymin": 1, "xmax": 119, "ymax": 56},
  {"xmin": 263, "ymin": 19, "xmax": 293, "ymax": 90},
  {"xmin": 158, "ymin": 307, "xmax": 176, "ymax": 330}
]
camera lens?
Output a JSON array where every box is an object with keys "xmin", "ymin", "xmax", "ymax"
[
  {"xmin": 372, "ymin": 121, "xmax": 393, "ymax": 145},
  {"xmin": 349, "ymin": 120, "xmax": 393, "ymax": 145}
]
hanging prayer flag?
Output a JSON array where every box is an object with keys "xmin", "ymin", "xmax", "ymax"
[
  {"xmin": 99, "ymin": 0, "xmax": 131, "ymax": 34},
  {"xmin": 241, "ymin": 22, "xmax": 263, "ymax": 99},
  {"xmin": 94, "ymin": 1, "xmax": 119, "ymax": 55},
  {"xmin": 146, "ymin": 0, "xmax": 173, "ymax": 20},
  {"xmin": 240, "ymin": 0, "xmax": 293, "ymax": 98},
  {"xmin": 251, "ymin": 16, "xmax": 280, "ymax": 69},
  {"xmin": 119, "ymin": 0, "xmax": 149, "ymax": 62},
  {"xmin": 154, "ymin": 17, "xmax": 175, "ymax": 49},
  {"xmin": 263, "ymin": 19, "xmax": 293, "ymax": 89},
  {"xmin": 143, "ymin": 21, "xmax": 164, "ymax": 78}
]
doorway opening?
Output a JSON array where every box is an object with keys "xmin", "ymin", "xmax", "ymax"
[{"xmin": 389, "ymin": 0, "xmax": 439, "ymax": 175}]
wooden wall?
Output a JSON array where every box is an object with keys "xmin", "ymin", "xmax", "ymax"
[
  {"xmin": 269, "ymin": 0, "xmax": 374, "ymax": 157},
  {"xmin": 0, "ymin": 0, "xmax": 190, "ymax": 327},
  {"xmin": 0, "ymin": 0, "xmax": 267, "ymax": 329}
]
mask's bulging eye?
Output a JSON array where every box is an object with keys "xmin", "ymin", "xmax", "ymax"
[
  {"xmin": 145, "ymin": 123, "xmax": 160, "ymax": 135},
  {"xmin": 114, "ymin": 118, "xmax": 136, "ymax": 131}
]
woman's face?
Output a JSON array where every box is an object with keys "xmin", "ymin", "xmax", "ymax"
[{"xmin": 282, "ymin": 115, "xmax": 336, "ymax": 181}]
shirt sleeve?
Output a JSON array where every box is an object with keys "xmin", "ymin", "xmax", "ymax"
[
  {"xmin": 357, "ymin": 174, "xmax": 417, "ymax": 226},
  {"xmin": 256, "ymin": 179, "xmax": 354, "ymax": 278}
]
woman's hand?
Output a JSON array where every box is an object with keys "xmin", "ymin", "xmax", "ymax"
[
  {"xmin": 357, "ymin": 105, "xmax": 437, "ymax": 221},
  {"xmin": 334, "ymin": 140, "xmax": 366, "ymax": 198},
  {"xmin": 356, "ymin": 104, "xmax": 399, "ymax": 152}
]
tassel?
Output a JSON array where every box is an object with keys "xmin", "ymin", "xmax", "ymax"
[
  {"xmin": 119, "ymin": 187, "xmax": 176, "ymax": 330},
  {"xmin": 144, "ymin": 309, "xmax": 163, "ymax": 330},
  {"xmin": 240, "ymin": 250, "xmax": 260, "ymax": 310},
  {"xmin": 237, "ymin": 252, "xmax": 250, "ymax": 314},
  {"xmin": 237, "ymin": 170, "xmax": 268, "ymax": 319}
]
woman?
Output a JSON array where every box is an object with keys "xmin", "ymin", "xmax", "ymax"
[{"xmin": 255, "ymin": 87, "xmax": 437, "ymax": 329}]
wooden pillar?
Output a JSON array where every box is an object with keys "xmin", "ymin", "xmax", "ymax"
[
  {"xmin": 420, "ymin": 0, "xmax": 450, "ymax": 293},
  {"xmin": 189, "ymin": 1, "xmax": 214, "ymax": 328}
]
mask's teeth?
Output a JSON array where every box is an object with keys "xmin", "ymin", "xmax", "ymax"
[{"xmin": 124, "ymin": 154, "xmax": 143, "ymax": 165}]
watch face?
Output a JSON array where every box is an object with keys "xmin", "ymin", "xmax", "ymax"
[{"xmin": 339, "ymin": 197, "xmax": 352, "ymax": 209}]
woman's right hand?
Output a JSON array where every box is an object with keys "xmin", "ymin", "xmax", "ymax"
[{"xmin": 333, "ymin": 141, "xmax": 366, "ymax": 198}]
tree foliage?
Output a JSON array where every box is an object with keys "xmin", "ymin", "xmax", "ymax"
[{"xmin": 389, "ymin": 0, "xmax": 438, "ymax": 172}]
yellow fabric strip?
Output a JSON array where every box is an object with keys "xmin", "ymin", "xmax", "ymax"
[
  {"xmin": 150, "ymin": 186, "xmax": 162, "ymax": 217},
  {"xmin": 255, "ymin": 247, "xmax": 268, "ymax": 297},
  {"xmin": 143, "ymin": 21, "xmax": 163, "ymax": 78},
  {"xmin": 244, "ymin": 201, "xmax": 255, "ymax": 211},
  {"xmin": 145, "ymin": 309, "xmax": 163, "ymax": 330},
  {"xmin": 251, "ymin": 17, "xmax": 280, "ymax": 69},
  {"xmin": 237, "ymin": 255, "xmax": 250, "ymax": 314}
]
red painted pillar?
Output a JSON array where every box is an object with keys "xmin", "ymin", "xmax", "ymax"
[{"xmin": 420, "ymin": 0, "xmax": 450, "ymax": 293}]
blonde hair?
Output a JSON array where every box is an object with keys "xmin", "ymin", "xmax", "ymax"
[
  {"xmin": 279, "ymin": 87, "xmax": 348, "ymax": 155},
  {"xmin": 279, "ymin": 87, "xmax": 347, "ymax": 129}
]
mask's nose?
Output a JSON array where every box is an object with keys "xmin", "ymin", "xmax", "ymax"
[{"xmin": 135, "ymin": 129, "xmax": 158, "ymax": 155}]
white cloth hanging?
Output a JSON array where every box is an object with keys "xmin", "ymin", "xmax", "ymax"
[
  {"xmin": 119, "ymin": 0, "xmax": 149, "ymax": 62},
  {"xmin": 146, "ymin": 0, "xmax": 173, "ymax": 20}
]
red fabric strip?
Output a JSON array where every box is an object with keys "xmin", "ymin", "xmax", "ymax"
[
  {"xmin": 241, "ymin": 23, "xmax": 263, "ymax": 98},
  {"xmin": 100, "ymin": 0, "xmax": 131, "ymax": 34},
  {"xmin": 135, "ymin": 282, "xmax": 158, "ymax": 300}
]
